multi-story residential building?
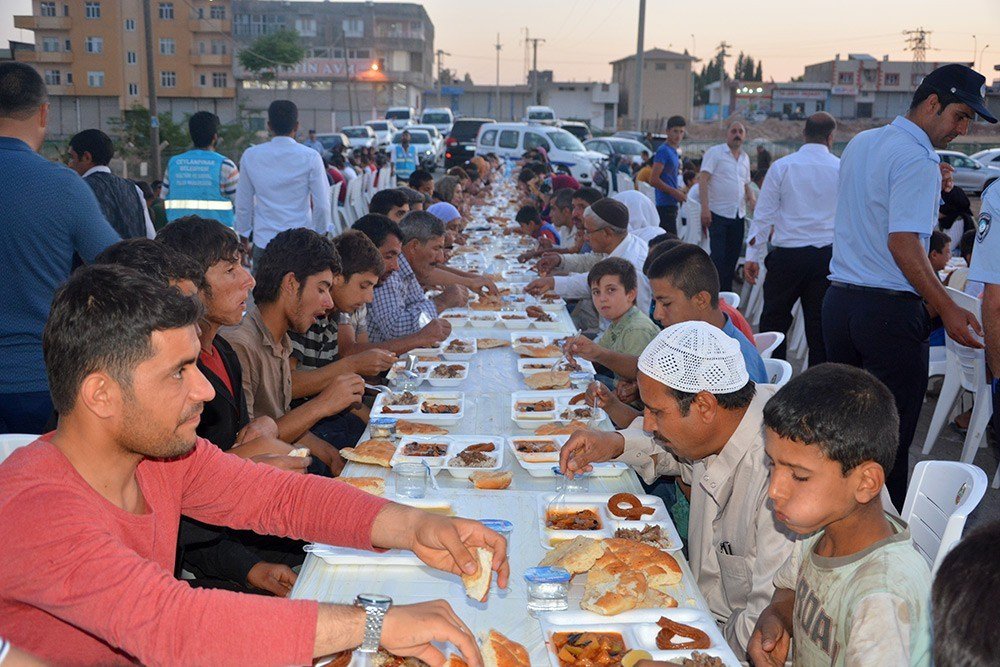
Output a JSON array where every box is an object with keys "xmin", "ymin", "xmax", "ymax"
[
  {"xmin": 231, "ymin": 1, "xmax": 433, "ymax": 133},
  {"xmin": 14, "ymin": 0, "xmax": 236, "ymax": 137},
  {"xmin": 610, "ymin": 48, "xmax": 697, "ymax": 131}
]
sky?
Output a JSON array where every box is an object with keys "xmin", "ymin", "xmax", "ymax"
[{"xmin": 3, "ymin": 0, "xmax": 999, "ymax": 85}]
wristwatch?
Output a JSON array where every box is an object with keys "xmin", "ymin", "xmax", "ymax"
[
  {"xmin": 354, "ymin": 593, "xmax": 392, "ymax": 653},
  {"xmin": 337, "ymin": 312, "xmax": 353, "ymax": 326}
]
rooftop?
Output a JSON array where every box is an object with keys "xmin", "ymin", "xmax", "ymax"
[{"xmin": 609, "ymin": 48, "xmax": 698, "ymax": 65}]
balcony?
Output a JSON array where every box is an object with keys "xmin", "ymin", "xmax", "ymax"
[
  {"xmin": 190, "ymin": 86, "xmax": 235, "ymax": 99},
  {"xmin": 189, "ymin": 18, "xmax": 231, "ymax": 33},
  {"xmin": 14, "ymin": 15, "xmax": 71, "ymax": 30},
  {"xmin": 19, "ymin": 50, "xmax": 73, "ymax": 64},
  {"xmin": 190, "ymin": 53, "xmax": 231, "ymax": 66}
]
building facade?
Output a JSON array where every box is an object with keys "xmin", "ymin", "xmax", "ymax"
[
  {"xmin": 231, "ymin": 0, "xmax": 433, "ymax": 133},
  {"xmin": 610, "ymin": 48, "xmax": 696, "ymax": 131},
  {"xmin": 14, "ymin": 0, "xmax": 237, "ymax": 138}
]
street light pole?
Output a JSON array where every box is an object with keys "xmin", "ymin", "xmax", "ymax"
[
  {"xmin": 633, "ymin": 0, "xmax": 646, "ymax": 132},
  {"xmin": 142, "ymin": 0, "xmax": 160, "ymax": 180},
  {"xmin": 495, "ymin": 34, "xmax": 502, "ymax": 119}
]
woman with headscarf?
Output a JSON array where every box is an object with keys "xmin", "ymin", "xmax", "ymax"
[{"xmin": 613, "ymin": 190, "xmax": 665, "ymax": 243}]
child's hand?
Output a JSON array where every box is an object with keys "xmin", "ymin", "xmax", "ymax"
[{"xmin": 747, "ymin": 605, "xmax": 791, "ymax": 666}]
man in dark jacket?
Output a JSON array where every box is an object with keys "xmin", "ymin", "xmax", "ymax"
[{"xmin": 68, "ymin": 129, "xmax": 152, "ymax": 239}]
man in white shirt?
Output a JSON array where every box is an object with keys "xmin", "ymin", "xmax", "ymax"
[
  {"xmin": 744, "ymin": 113, "xmax": 840, "ymax": 366},
  {"xmin": 235, "ymin": 100, "xmax": 331, "ymax": 265},
  {"xmin": 699, "ymin": 122, "xmax": 756, "ymax": 291},
  {"xmin": 525, "ymin": 198, "xmax": 651, "ymax": 321}
]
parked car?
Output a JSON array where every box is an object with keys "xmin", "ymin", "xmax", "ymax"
[
  {"xmin": 970, "ymin": 148, "xmax": 1000, "ymax": 168},
  {"xmin": 408, "ymin": 124, "xmax": 445, "ymax": 164},
  {"xmin": 364, "ymin": 120, "xmax": 398, "ymax": 148},
  {"xmin": 612, "ymin": 130, "xmax": 668, "ymax": 152},
  {"xmin": 341, "ymin": 125, "xmax": 378, "ymax": 150},
  {"xmin": 474, "ymin": 122, "xmax": 604, "ymax": 185},
  {"xmin": 558, "ymin": 120, "xmax": 592, "ymax": 142},
  {"xmin": 524, "ymin": 105, "xmax": 557, "ymax": 123},
  {"xmin": 419, "ymin": 107, "xmax": 455, "ymax": 136},
  {"xmin": 584, "ymin": 137, "xmax": 650, "ymax": 167},
  {"xmin": 314, "ymin": 132, "xmax": 351, "ymax": 161},
  {"xmin": 385, "ymin": 106, "xmax": 417, "ymax": 128},
  {"xmin": 392, "ymin": 130, "xmax": 438, "ymax": 171},
  {"xmin": 936, "ymin": 150, "xmax": 1000, "ymax": 195},
  {"xmin": 445, "ymin": 117, "xmax": 495, "ymax": 168}
]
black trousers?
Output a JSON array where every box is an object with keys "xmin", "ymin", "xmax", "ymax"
[
  {"xmin": 822, "ymin": 285, "xmax": 930, "ymax": 507},
  {"xmin": 656, "ymin": 204, "xmax": 678, "ymax": 235},
  {"xmin": 708, "ymin": 212, "xmax": 744, "ymax": 293},
  {"xmin": 760, "ymin": 245, "xmax": 832, "ymax": 367}
]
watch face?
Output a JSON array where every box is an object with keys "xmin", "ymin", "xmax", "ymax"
[{"xmin": 357, "ymin": 593, "xmax": 393, "ymax": 607}]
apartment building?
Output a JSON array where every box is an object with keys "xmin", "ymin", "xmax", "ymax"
[
  {"xmin": 231, "ymin": 0, "xmax": 434, "ymax": 133},
  {"xmin": 611, "ymin": 48, "xmax": 697, "ymax": 131},
  {"xmin": 14, "ymin": 0, "xmax": 236, "ymax": 137}
]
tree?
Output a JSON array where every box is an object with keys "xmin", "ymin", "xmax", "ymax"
[
  {"xmin": 108, "ymin": 104, "xmax": 188, "ymax": 161},
  {"xmin": 754, "ymin": 61, "xmax": 763, "ymax": 81},
  {"xmin": 238, "ymin": 29, "xmax": 305, "ymax": 89}
]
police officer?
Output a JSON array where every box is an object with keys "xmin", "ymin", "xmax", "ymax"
[
  {"xmin": 162, "ymin": 111, "xmax": 239, "ymax": 227},
  {"xmin": 823, "ymin": 63, "xmax": 996, "ymax": 506},
  {"xmin": 969, "ymin": 180, "xmax": 1000, "ymax": 445},
  {"xmin": 391, "ymin": 129, "xmax": 417, "ymax": 182}
]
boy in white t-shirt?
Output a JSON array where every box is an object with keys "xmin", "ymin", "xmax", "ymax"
[{"xmin": 748, "ymin": 364, "xmax": 932, "ymax": 667}]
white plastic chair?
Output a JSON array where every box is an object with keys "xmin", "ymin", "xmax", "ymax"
[
  {"xmin": 754, "ymin": 331, "xmax": 785, "ymax": 359},
  {"xmin": 741, "ymin": 263, "xmax": 766, "ymax": 327},
  {"xmin": 719, "ymin": 291, "xmax": 741, "ymax": 309},
  {"xmin": 638, "ymin": 181, "xmax": 656, "ymax": 204},
  {"xmin": 921, "ymin": 288, "xmax": 992, "ymax": 472},
  {"xmin": 901, "ymin": 460, "xmax": 987, "ymax": 573},
  {"xmin": 362, "ymin": 169, "xmax": 377, "ymax": 204},
  {"xmin": 0, "ymin": 433, "xmax": 38, "ymax": 464},
  {"xmin": 345, "ymin": 177, "xmax": 366, "ymax": 223},
  {"xmin": 763, "ymin": 358, "xmax": 793, "ymax": 386},
  {"xmin": 928, "ymin": 345, "xmax": 947, "ymax": 378},
  {"xmin": 377, "ymin": 166, "xmax": 394, "ymax": 190},
  {"xmin": 328, "ymin": 181, "xmax": 343, "ymax": 236},
  {"xmin": 786, "ymin": 300, "xmax": 807, "ymax": 363},
  {"xmin": 946, "ymin": 266, "xmax": 969, "ymax": 292}
]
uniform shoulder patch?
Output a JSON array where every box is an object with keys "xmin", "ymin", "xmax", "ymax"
[{"xmin": 977, "ymin": 211, "xmax": 992, "ymax": 244}]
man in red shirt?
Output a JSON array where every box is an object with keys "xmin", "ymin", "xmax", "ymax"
[{"xmin": 0, "ymin": 264, "xmax": 507, "ymax": 666}]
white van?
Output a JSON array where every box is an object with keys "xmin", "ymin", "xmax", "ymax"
[
  {"xmin": 419, "ymin": 107, "xmax": 454, "ymax": 135},
  {"xmin": 524, "ymin": 105, "xmax": 557, "ymax": 123},
  {"xmin": 474, "ymin": 122, "xmax": 604, "ymax": 185},
  {"xmin": 385, "ymin": 106, "xmax": 417, "ymax": 128}
]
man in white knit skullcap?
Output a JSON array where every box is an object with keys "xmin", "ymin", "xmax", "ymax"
[{"xmin": 560, "ymin": 320, "xmax": 796, "ymax": 655}]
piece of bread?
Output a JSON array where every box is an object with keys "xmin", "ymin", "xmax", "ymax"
[
  {"xmin": 581, "ymin": 569, "xmax": 648, "ymax": 616},
  {"xmin": 338, "ymin": 477, "xmax": 386, "ymax": 496},
  {"xmin": 461, "ymin": 547, "xmax": 493, "ymax": 602},
  {"xmin": 639, "ymin": 587, "xmax": 679, "ymax": 610},
  {"xmin": 445, "ymin": 657, "xmax": 468, "ymax": 667},
  {"xmin": 513, "ymin": 344, "xmax": 563, "ymax": 358},
  {"xmin": 470, "ymin": 470, "xmax": 513, "ymax": 490},
  {"xmin": 340, "ymin": 439, "xmax": 396, "ymax": 467},
  {"xmin": 288, "ymin": 447, "xmax": 311, "ymax": 457},
  {"xmin": 595, "ymin": 538, "xmax": 683, "ymax": 591},
  {"xmin": 534, "ymin": 420, "xmax": 588, "ymax": 436},
  {"xmin": 395, "ymin": 420, "xmax": 449, "ymax": 436},
  {"xmin": 538, "ymin": 536, "xmax": 606, "ymax": 574},
  {"xmin": 524, "ymin": 370, "xmax": 570, "ymax": 390},
  {"xmin": 481, "ymin": 630, "xmax": 530, "ymax": 667},
  {"xmin": 477, "ymin": 338, "xmax": 510, "ymax": 349}
]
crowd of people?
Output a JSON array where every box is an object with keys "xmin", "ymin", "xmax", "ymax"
[{"xmin": 2, "ymin": 55, "xmax": 1000, "ymax": 666}]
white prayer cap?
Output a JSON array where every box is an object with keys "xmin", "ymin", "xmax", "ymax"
[{"xmin": 638, "ymin": 321, "xmax": 749, "ymax": 394}]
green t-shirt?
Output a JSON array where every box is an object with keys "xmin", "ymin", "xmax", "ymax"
[
  {"xmin": 596, "ymin": 306, "xmax": 660, "ymax": 364},
  {"xmin": 773, "ymin": 514, "xmax": 931, "ymax": 666}
]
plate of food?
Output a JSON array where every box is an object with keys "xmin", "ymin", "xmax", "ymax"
[
  {"xmin": 539, "ymin": 608, "xmax": 739, "ymax": 666},
  {"xmin": 440, "ymin": 309, "xmax": 470, "ymax": 328},
  {"xmin": 507, "ymin": 435, "xmax": 629, "ymax": 478},
  {"xmin": 372, "ymin": 391, "xmax": 465, "ymax": 425},
  {"xmin": 440, "ymin": 436, "xmax": 506, "ymax": 479},
  {"xmin": 536, "ymin": 493, "xmax": 677, "ymax": 551},
  {"xmin": 469, "ymin": 312, "xmax": 498, "ymax": 328},
  {"xmin": 389, "ymin": 436, "xmax": 451, "ymax": 468},
  {"xmin": 510, "ymin": 391, "xmax": 607, "ymax": 429},
  {"xmin": 426, "ymin": 362, "xmax": 469, "ymax": 387},
  {"xmin": 537, "ymin": 292, "xmax": 567, "ymax": 311},
  {"xmin": 518, "ymin": 357, "xmax": 596, "ymax": 376},
  {"xmin": 526, "ymin": 305, "xmax": 561, "ymax": 330},
  {"xmin": 499, "ymin": 310, "xmax": 533, "ymax": 330},
  {"xmin": 441, "ymin": 337, "xmax": 477, "ymax": 361}
]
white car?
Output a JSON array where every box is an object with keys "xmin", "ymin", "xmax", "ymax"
[
  {"xmin": 364, "ymin": 120, "xmax": 398, "ymax": 148},
  {"xmin": 341, "ymin": 125, "xmax": 377, "ymax": 150},
  {"xmin": 474, "ymin": 122, "xmax": 604, "ymax": 185},
  {"xmin": 386, "ymin": 106, "xmax": 417, "ymax": 128},
  {"xmin": 409, "ymin": 124, "xmax": 445, "ymax": 163},
  {"xmin": 936, "ymin": 150, "xmax": 1000, "ymax": 195},
  {"xmin": 524, "ymin": 105, "xmax": 557, "ymax": 123},
  {"xmin": 392, "ymin": 130, "xmax": 438, "ymax": 171},
  {"xmin": 970, "ymin": 147, "xmax": 1000, "ymax": 168},
  {"xmin": 419, "ymin": 107, "xmax": 454, "ymax": 136}
]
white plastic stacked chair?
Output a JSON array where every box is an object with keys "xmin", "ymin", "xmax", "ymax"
[
  {"xmin": 615, "ymin": 177, "xmax": 634, "ymax": 193},
  {"xmin": 343, "ymin": 176, "xmax": 366, "ymax": 225},
  {"xmin": 377, "ymin": 165, "xmax": 394, "ymax": 191},
  {"xmin": 740, "ymin": 263, "xmax": 766, "ymax": 327},
  {"xmin": 786, "ymin": 300, "xmax": 807, "ymax": 362},
  {"xmin": 921, "ymin": 288, "xmax": 994, "ymax": 484},
  {"xmin": 901, "ymin": 460, "xmax": 987, "ymax": 573},
  {"xmin": 362, "ymin": 169, "xmax": 377, "ymax": 204},
  {"xmin": 0, "ymin": 433, "xmax": 38, "ymax": 464},
  {"xmin": 763, "ymin": 358, "xmax": 793, "ymax": 386},
  {"xmin": 328, "ymin": 181, "xmax": 343, "ymax": 236},
  {"xmin": 754, "ymin": 331, "xmax": 785, "ymax": 359},
  {"xmin": 947, "ymin": 267, "xmax": 969, "ymax": 292},
  {"xmin": 719, "ymin": 291, "xmax": 741, "ymax": 309}
]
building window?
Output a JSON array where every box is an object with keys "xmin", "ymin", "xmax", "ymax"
[
  {"xmin": 211, "ymin": 39, "xmax": 227, "ymax": 55},
  {"xmin": 410, "ymin": 51, "xmax": 423, "ymax": 72},
  {"xmin": 127, "ymin": 51, "xmax": 137, "ymax": 64},
  {"xmin": 212, "ymin": 71, "xmax": 228, "ymax": 87},
  {"xmin": 62, "ymin": 4, "xmax": 69, "ymax": 17},
  {"xmin": 158, "ymin": 3, "xmax": 174, "ymax": 20},
  {"xmin": 295, "ymin": 17, "xmax": 316, "ymax": 37},
  {"xmin": 84, "ymin": 2, "xmax": 100, "ymax": 19},
  {"xmin": 884, "ymin": 72, "xmax": 900, "ymax": 86},
  {"xmin": 128, "ymin": 82, "xmax": 139, "ymax": 95},
  {"xmin": 199, "ymin": 74, "xmax": 207, "ymax": 85},
  {"xmin": 64, "ymin": 39, "xmax": 71, "ymax": 50},
  {"xmin": 863, "ymin": 69, "xmax": 876, "ymax": 83},
  {"xmin": 44, "ymin": 70, "xmax": 61, "ymax": 85},
  {"xmin": 160, "ymin": 70, "xmax": 176, "ymax": 87},
  {"xmin": 85, "ymin": 37, "xmax": 103, "ymax": 54},
  {"xmin": 655, "ymin": 62, "xmax": 666, "ymax": 71},
  {"xmin": 209, "ymin": 5, "xmax": 226, "ymax": 19},
  {"xmin": 837, "ymin": 72, "xmax": 854, "ymax": 84},
  {"xmin": 124, "ymin": 18, "xmax": 136, "ymax": 31},
  {"xmin": 87, "ymin": 71, "xmax": 105, "ymax": 87},
  {"xmin": 159, "ymin": 38, "xmax": 175, "ymax": 55},
  {"xmin": 42, "ymin": 38, "xmax": 60, "ymax": 52},
  {"xmin": 65, "ymin": 72, "xmax": 73, "ymax": 83},
  {"xmin": 40, "ymin": 2, "xmax": 56, "ymax": 17},
  {"xmin": 342, "ymin": 18, "xmax": 364, "ymax": 38},
  {"xmin": 233, "ymin": 13, "xmax": 286, "ymax": 36},
  {"xmin": 310, "ymin": 47, "xmax": 329, "ymax": 58}
]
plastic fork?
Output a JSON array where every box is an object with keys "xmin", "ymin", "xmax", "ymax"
[{"xmin": 423, "ymin": 460, "xmax": 440, "ymax": 491}]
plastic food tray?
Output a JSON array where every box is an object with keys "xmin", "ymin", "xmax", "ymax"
[
  {"xmin": 371, "ymin": 391, "xmax": 465, "ymax": 426},
  {"xmin": 507, "ymin": 436, "xmax": 629, "ymax": 479},
  {"xmin": 536, "ymin": 492, "xmax": 679, "ymax": 552}
]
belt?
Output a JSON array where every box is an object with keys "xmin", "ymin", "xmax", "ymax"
[{"xmin": 830, "ymin": 282, "xmax": 921, "ymax": 300}]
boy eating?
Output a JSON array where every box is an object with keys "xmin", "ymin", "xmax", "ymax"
[
  {"xmin": 565, "ymin": 257, "xmax": 659, "ymax": 384},
  {"xmin": 749, "ymin": 363, "xmax": 931, "ymax": 666},
  {"xmin": 516, "ymin": 204, "xmax": 560, "ymax": 246}
]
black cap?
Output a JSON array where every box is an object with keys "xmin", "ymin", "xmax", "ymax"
[
  {"xmin": 588, "ymin": 198, "xmax": 630, "ymax": 230},
  {"xmin": 921, "ymin": 64, "xmax": 997, "ymax": 124}
]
